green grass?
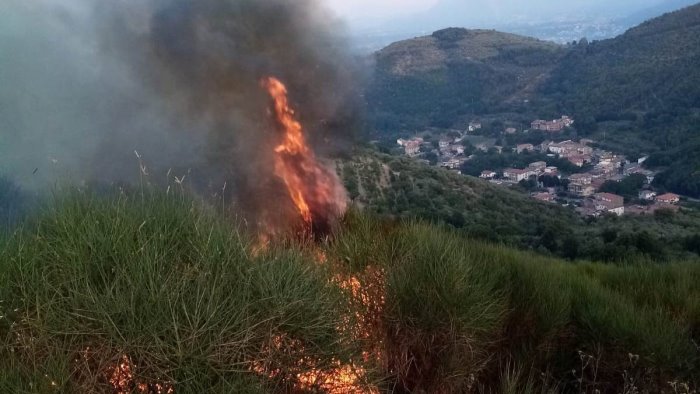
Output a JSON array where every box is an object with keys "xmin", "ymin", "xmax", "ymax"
[{"xmin": 1, "ymin": 191, "xmax": 698, "ymax": 393}]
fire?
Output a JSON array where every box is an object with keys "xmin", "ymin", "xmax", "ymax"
[{"xmin": 261, "ymin": 76, "xmax": 346, "ymax": 237}]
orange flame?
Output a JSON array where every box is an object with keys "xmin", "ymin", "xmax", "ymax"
[{"xmin": 261, "ymin": 76, "xmax": 346, "ymax": 236}]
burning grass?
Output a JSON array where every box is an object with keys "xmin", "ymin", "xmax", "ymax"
[{"xmin": 1, "ymin": 192, "xmax": 699, "ymax": 393}]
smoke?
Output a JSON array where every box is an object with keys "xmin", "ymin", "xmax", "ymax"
[{"xmin": 0, "ymin": 0, "xmax": 362, "ymax": 226}]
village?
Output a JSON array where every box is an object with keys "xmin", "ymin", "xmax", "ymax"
[{"xmin": 395, "ymin": 115, "xmax": 682, "ymax": 218}]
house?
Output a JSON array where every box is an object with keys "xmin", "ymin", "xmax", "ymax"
[
  {"xmin": 594, "ymin": 193, "xmax": 625, "ymax": 216},
  {"xmin": 503, "ymin": 168, "xmax": 534, "ymax": 183},
  {"xmin": 549, "ymin": 141, "xmax": 593, "ymax": 157},
  {"xmin": 543, "ymin": 167, "xmax": 560, "ymax": 178},
  {"xmin": 441, "ymin": 158, "xmax": 464, "ymax": 170},
  {"xmin": 480, "ymin": 170, "xmax": 497, "ymax": 179},
  {"xmin": 540, "ymin": 140, "xmax": 553, "ymax": 153},
  {"xmin": 468, "ymin": 122, "xmax": 482, "ymax": 132},
  {"xmin": 397, "ymin": 137, "xmax": 423, "ymax": 147},
  {"xmin": 639, "ymin": 190, "xmax": 657, "ymax": 201},
  {"xmin": 656, "ymin": 193, "xmax": 680, "ymax": 204},
  {"xmin": 570, "ymin": 184, "xmax": 596, "ymax": 197},
  {"xmin": 567, "ymin": 155, "xmax": 587, "ymax": 167},
  {"xmin": 505, "ymin": 127, "xmax": 517, "ymax": 134},
  {"xmin": 516, "ymin": 143, "xmax": 535, "ymax": 153},
  {"xmin": 532, "ymin": 192, "xmax": 556, "ymax": 203},
  {"xmin": 439, "ymin": 139, "xmax": 451, "ymax": 150},
  {"xmin": 530, "ymin": 116, "xmax": 574, "ymax": 132},
  {"xmin": 403, "ymin": 141, "xmax": 421, "ymax": 156},
  {"xmin": 528, "ymin": 161, "xmax": 547, "ymax": 172},
  {"xmin": 569, "ymin": 173, "xmax": 592, "ymax": 185},
  {"xmin": 449, "ymin": 145, "xmax": 465, "ymax": 155}
]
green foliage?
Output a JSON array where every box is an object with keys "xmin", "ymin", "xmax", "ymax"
[
  {"xmin": 0, "ymin": 190, "xmax": 355, "ymax": 393},
  {"xmin": 332, "ymin": 216, "xmax": 700, "ymax": 392},
  {"xmin": 1, "ymin": 191, "xmax": 698, "ymax": 393},
  {"xmin": 345, "ymin": 152, "xmax": 700, "ymax": 262}
]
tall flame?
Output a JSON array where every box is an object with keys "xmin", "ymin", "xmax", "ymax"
[{"xmin": 261, "ymin": 76, "xmax": 346, "ymax": 236}]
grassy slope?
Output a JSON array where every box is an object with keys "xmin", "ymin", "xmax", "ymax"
[{"xmin": 1, "ymin": 190, "xmax": 698, "ymax": 393}]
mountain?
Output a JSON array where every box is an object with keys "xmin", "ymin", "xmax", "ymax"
[
  {"xmin": 541, "ymin": 3, "xmax": 700, "ymax": 196},
  {"xmin": 366, "ymin": 4, "xmax": 700, "ymax": 197},
  {"xmin": 367, "ymin": 28, "xmax": 564, "ymax": 130}
]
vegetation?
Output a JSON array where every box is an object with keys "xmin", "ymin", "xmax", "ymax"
[
  {"xmin": 366, "ymin": 4, "xmax": 700, "ymax": 197},
  {"xmin": 367, "ymin": 28, "xmax": 564, "ymax": 132},
  {"xmin": 1, "ymin": 190, "xmax": 698, "ymax": 393},
  {"xmin": 342, "ymin": 152, "xmax": 700, "ymax": 262}
]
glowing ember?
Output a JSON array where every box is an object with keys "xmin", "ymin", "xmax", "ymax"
[
  {"xmin": 261, "ymin": 76, "xmax": 347, "ymax": 237},
  {"xmin": 107, "ymin": 353, "xmax": 174, "ymax": 394}
]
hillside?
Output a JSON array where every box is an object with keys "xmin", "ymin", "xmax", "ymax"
[
  {"xmin": 543, "ymin": 3, "xmax": 700, "ymax": 118},
  {"xmin": 541, "ymin": 3, "xmax": 700, "ymax": 197},
  {"xmin": 366, "ymin": 5, "xmax": 700, "ymax": 197},
  {"xmin": 340, "ymin": 152, "xmax": 700, "ymax": 262},
  {"xmin": 1, "ymin": 191, "xmax": 698, "ymax": 393},
  {"xmin": 367, "ymin": 28, "xmax": 564, "ymax": 131}
]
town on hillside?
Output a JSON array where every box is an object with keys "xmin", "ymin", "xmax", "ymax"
[{"xmin": 392, "ymin": 115, "xmax": 683, "ymax": 218}]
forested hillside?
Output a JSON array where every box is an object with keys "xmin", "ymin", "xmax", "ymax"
[
  {"xmin": 340, "ymin": 152, "xmax": 700, "ymax": 262},
  {"xmin": 366, "ymin": 4, "xmax": 700, "ymax": 197},
  {"xmin": 367, "ymin": 28, "xmax": 564, "ymax": 131},
  {"xmin": 541, "ymin": 3, "xmax": 700, "ymax": 197}
]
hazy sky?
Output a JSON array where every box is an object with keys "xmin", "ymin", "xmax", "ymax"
[{"xmin": 325, "ymin": 0, "xmax": 438, "ymax": 19}]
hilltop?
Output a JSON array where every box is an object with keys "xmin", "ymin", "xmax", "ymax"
[{"xmin": 367, "ymin": 28, "xmax": 564, "ymax": 130}]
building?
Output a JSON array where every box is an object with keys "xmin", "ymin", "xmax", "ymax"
[
  {"xmin": 656, "ymin": 193, "xmax": 681, "ymax": 204},
  {"xmin": 594, "ymin": 193, "xmax": 625, "ymax": 216},
  {"xmin": 639, "ymin": 190, "xmax": 657, "ymax": 201},
  {"xmin": 567, "ymin": 155, "xmax": 587, "ymax": 167},
  {"xmin": 570, "ymin": 184, "xmax": 596, "ymax": 197},
  {"xmin": 532, "ymin": 192, "xmax": 556, "ymax": 203},
  {"xmin": 404, "ymin": 141, "xmax": 421, "ymax": 156},
  {"xmin": 544, "ymin": 166, "xmax": 559, "ymax": 176},
  {"xmin": 569, "ymin": 173, "xmax": 592, "ymax": 185},
  {"xmin": 505, "ymin": 127, "xmax": 517, "ymax": 134},
  {"xmin": 439, "ymin": 139, "xmax": 452, "ymax": 150},
  {"xmin": 441, "ymin": 158, "xmax": 465, "ymax": 170},
  {"xmin": 503, "ymin": 168, "xmax": 534, "ymax": 183},
  {"xmin": 449, "ymin": 145, "xmax": 465, "ymax": 155},
  {"xmin": 480, "ymin": 170, "xmax": 497, "ymax": 179},
  {"xmin": 530, "ymin": 116, "xmax": 574, "ymax": 132},
  {"xmin": 516, "ymin": 143, "xmax": 535, "ymax": 153},
  {"xmin": 468, "ymin": 122, "xmax": 482, "ymax": 132},
  {"xmin": 548, "ymin": 140, "xmax": 593, "ymax": 157},
  {"xmin": 528, "ymin": 161, "xmax": 547, "ymax": 172}
]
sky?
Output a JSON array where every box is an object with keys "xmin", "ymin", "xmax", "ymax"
[{"xmin": 324, "ymin": 0, "xmax": 438, "ymax": 19}]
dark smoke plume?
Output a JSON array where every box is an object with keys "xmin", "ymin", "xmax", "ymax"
[{"xmin": 0, "ymin": 0, "xmax": 362, "ymax": 227}]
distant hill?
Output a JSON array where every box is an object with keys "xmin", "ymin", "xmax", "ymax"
[
  {"xmin": 366, "ymin": 4, "xmax": 700, "ymax": 197},
  {"xmin": 367, "ymin": 28, "xmax": 564, "ymax": 131},
  {"xmin": 543, "ymin": 3, "xmax": 700, "ymax": 118}
]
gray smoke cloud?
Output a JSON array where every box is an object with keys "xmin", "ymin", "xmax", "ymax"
[{"xmin": 0, "ymin": 0, "xmax": 362, "ymax": 224}]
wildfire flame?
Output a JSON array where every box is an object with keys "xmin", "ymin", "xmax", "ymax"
[{"xmin": 261, "ymin": 76, "xmax": 346, "ymax": 237}]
